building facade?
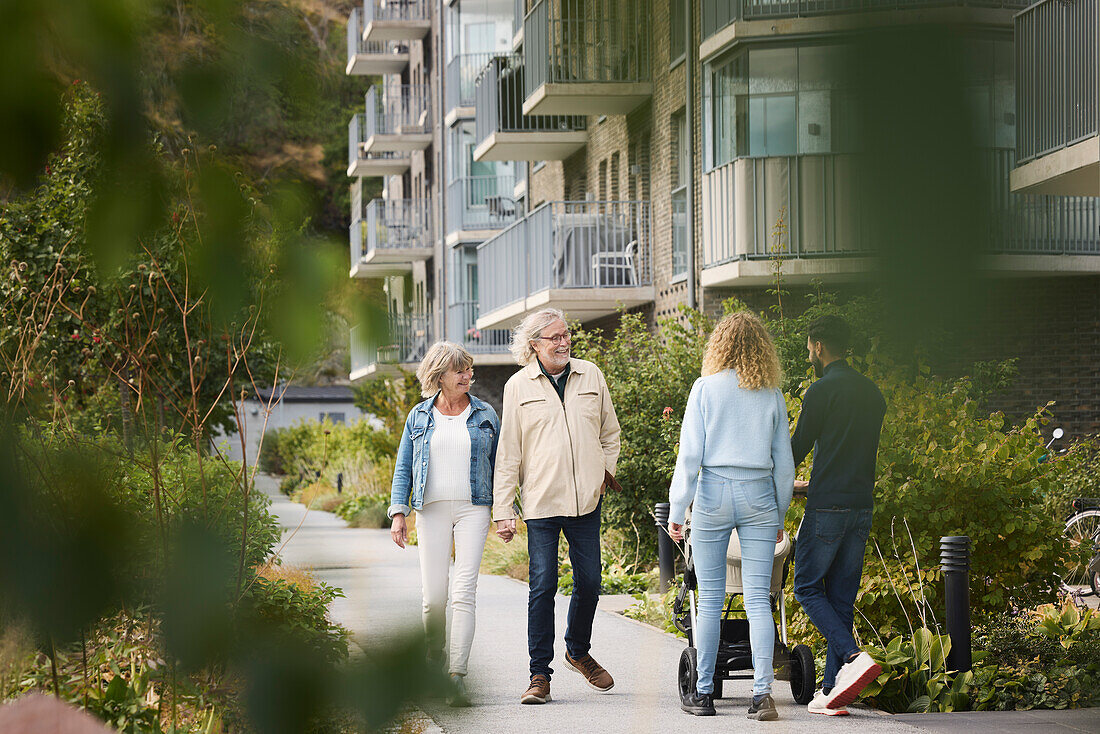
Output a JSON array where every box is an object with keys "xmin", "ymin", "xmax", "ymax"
[{"xmin": 345, "ymin": 0, "xmax": 1100, "ymax": 431}]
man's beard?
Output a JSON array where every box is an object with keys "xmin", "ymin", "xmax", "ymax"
[{"xmin": 810, "ymin": 354, "xmax": 824, "ymax": 378}]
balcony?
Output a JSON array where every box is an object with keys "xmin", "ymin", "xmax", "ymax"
[
  {"xmin": 700, "ymin": 151, "xmax": 1100, "ymax": 288},
  {"xmin": 347, "ymin": 114, "xmax": 411, "ymax": 177},
  {"xmin": 1011, "ymin": 0, "xmax": 1099, "ymax": 197},
  {"xmin": 445, "ymin": 52, "xmax": 498, "ymax": 124},
  {"xmin": 361, "ymin": 0, "xmax": 430, "ymax": 42},
  {"xmin": 476, "ymin": 200, "xmax": 655, "ymax": 329},
  {"xmin": 346, "ymin": 8, "xmax": 410, "ymax": 75},
  {"xmin": 522, "ymin": 0, "xmax": 652, "ymax": 116},
  {"xmin": 350, "ymin": 315, "xmax": 432, "ymax": 381},
  {"xmin": 701, "ymin": 155, "xmax": 875, "ymax": 287},
  {"xmin": 473, "ymin": 54, "xmax": 587, "ymax": 162},
  {"xmin": 445, "ymin": 174, "xmax": 521, "ymax": 244},
  {"xmin": 350, "ymin": 198, "xmax": 434, "ymax": 278},
  {"xmin": 447, "ymin": 302, "xmax": 514, "ymax": 365},
  {"xmin": 700, "ymin": 0, "xmax": 1029, "ymax": 60},
  {"xmin": 362, "ymin": 85, "xmax": 432, "ymax": 154}
]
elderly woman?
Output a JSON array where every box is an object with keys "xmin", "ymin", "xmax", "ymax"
[
  {"xmin": 389, "ymin": 341, "xmax": 500, "ymax": 707},
  {"xmin": 667, "ymin": 312, "xmax": 795, "ymax": 721}
]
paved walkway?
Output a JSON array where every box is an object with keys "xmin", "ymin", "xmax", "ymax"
[{"xmin": 260, "ymin": 476, "xmax": 1100, "ymax": 734}]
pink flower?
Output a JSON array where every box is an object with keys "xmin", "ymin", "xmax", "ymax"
[
  {"xmin": 662, "ymin": 406, "xmax": 673, "ymax": 419},
  {"xmin": 70, "ymin": 332, "xmax": 80, "ymax": 341}
]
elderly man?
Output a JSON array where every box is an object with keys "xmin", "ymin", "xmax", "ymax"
[{"xmin": 493, "ymin": 308, "xmax": 621, "ymax": 705}]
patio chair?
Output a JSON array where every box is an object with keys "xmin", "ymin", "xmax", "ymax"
[{"xmin": 591, "ymin": 239, "xmax": 638, "ymax": 287}]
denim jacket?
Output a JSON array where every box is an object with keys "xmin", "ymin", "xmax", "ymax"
[{"xmin": 388, "ymin": 393, "xmax": 499, "ymax": 518}]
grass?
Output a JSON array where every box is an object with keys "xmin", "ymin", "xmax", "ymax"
[{"xmin": 257, "ymin": 563, "xmax": 319, "ymax": 592}]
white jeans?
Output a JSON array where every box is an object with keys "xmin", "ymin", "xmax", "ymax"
[{"xmin": 415, "ymin": 499, "xmax": 490, "ymax": 676}]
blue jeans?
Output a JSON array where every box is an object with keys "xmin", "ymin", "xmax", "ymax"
[
  {"xmin": 793, "ymin": 507, "xmax": 873, "ymax": 691},
  {"xmin": 525, "ymin": 499, "xmax": 602, "ymax": 679},
  {"xmin": 691, "ymin": 471, "xmax": 780, "ymax": 697}
]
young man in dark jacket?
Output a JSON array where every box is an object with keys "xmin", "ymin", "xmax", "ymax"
[{"xmin": 790, "ymin": 315, "xmax": 887, "ymax": 714}]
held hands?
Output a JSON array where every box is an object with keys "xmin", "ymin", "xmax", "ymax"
[
  {"xmin": 793, "ymin": 479, "xmax": 809, "ymax": 498},
  {"xmin": 496, "ymin": 518, "xmax": 517, "ymax": 543},
  {"xmin": 390, "ymin": 514, "xmax": 409, "ymax": 549}
]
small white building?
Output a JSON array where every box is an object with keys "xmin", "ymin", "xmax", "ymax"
[{"xmin": 212, "ymin": 385, "xmax": 368, "ymax": 467}]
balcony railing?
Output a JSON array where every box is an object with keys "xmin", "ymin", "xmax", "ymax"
[
  {"xmin": 346, "ymin": 7, "xmax": 409, "ymax": 74},
  {"xmin": 1016, "ymin": 0, "xmax": 1099, "ymax": 165},
  {"xmin": 365, "ymin": 85, "xmax": 432, "ymax": 139},
  {"xmin": 348, "ymin": 113, "xmax": 365, "ymax": 171},
  {"xmin": 989, "ymin": 148, "xmax": 1100, "ymax": 255},
  {"xmin": 702, "ymin": 154, "xmax": 873, "ymax": 266},
  {"xmin": 351, "ymin": 315, "xmax": 432, "ymax": 376},
  {"xmin": 701, "ymin": 151, "xmax": 1100, "ymax": 268},
  {"xmin": 448, "ymin": 302, "xmax": 511, "ymax": 354},
  {"xmin": 446, "ymin": 52, "xmax": 498, "ymax": 112},
  {"xmin": 347, "ymin": 114, "xmax": 409, "ymax": 176},
  {"xmin": 702, "ymin": 0, "xmax": 1030, "ymax": 37},
  {"xmin": 446, "ymin": 175, "xmax": 520, "ymax": 233},
  {"xmin": 364, "ymin": 198, "xmax": 433, "ymax": 256},
  {"xmin": 478, "ymin": 200, "xmax": 652, "ymax": 315},
  {"xmin": 475, "ymin": 55, "xmax": 586, "ymax": 141},
  {"xmin": 364, "ymin": 0, "xmax": 430, "ymax": 23},
  {"xmin": 524, "ymin": 0, "xmax": 651, "ymax": 96}
]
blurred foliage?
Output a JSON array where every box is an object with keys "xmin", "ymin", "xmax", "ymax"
[{"xmin": 353, "ymin": 371, "xmax": 423, "ymax": 441}]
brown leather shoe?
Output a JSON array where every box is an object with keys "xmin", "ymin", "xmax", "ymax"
[
  {"xmin": 521, "ymin": 674, "xmax": 551, "ymax": 704},
  {"xmin": 564, "ymin": 652, "xmax": 614, "ymax": 692}
]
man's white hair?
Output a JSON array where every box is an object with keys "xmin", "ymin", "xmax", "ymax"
[{"xmin": 509, "ymin": 308, "xmax": 567, "ymax": 365}]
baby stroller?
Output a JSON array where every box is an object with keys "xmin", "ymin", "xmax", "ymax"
[{"xmin": 671, "ymin": 518, "xmax": 815, "ymax": 704}]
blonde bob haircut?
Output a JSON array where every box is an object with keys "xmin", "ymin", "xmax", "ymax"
[
  {"xmin": 701, "ymin": 311, "xmax": 782, "ymax": 390},
  {"xmin": 509, "ymin": 308, "xmax": 567, "ymax": 366},
  {"xmin": 416, "ymin": 341, "xmax": 475, "ymax": 398}
]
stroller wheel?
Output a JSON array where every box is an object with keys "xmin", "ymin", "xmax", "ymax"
[
  {"xmin": 789, "ymin": 644, "xmax": 815, "ymax": 705},
  {"xmin": 677, "ymin": 648, "xmax": 699, "ymax": 701}
]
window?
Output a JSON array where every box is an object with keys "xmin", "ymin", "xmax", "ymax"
[
  {"xmin": 672, "ymin": 110, "xmax": 689, "ymax": 279},
  {"xmin": 707, "ymin": 44, "xmax": 855, "ymax": 168},
  {"xmin": 670, "ymin": 0, "xmax": 686, "ymax": 65},
  {"xmin": 609, "ymin": 152, "xmax": 621, "ymax": 201},
  {"xmin": 672, "ymin": 109, "xmax": 689, "ymax": 188},
  {"xmin": 320, "ymin": 412, "xmax": 346, "ymax": 424}
]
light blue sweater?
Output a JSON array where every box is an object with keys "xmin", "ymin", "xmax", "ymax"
[{"xmin": 667, "ymin": 370, "xmax": 795, "ymax": 526}]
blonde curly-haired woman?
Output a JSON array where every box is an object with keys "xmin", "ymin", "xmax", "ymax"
[{"xmin": 667, "ymin": 312, "xmax": 795, "ymax": 720}]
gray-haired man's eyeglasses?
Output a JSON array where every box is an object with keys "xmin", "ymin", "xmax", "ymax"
[{"xmin": 535, "ymin": 332, "xmax": 571, "ymax": 345}]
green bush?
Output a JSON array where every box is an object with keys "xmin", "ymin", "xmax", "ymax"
[
  {"xmin": 334, "ymin": 493, "xmax": 390, "ymax": 529},
  {"xmin": 239, "ymin": 577, "xmax": 349, "ymax": 665},
  {"xmin": 861, "ymin": 628, "xmax": 972, "ymax": 713}
]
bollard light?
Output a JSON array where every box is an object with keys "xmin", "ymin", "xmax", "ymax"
[
  {"xmin": 654, "ymin": 502, "xmax": 675, "ymax": 593},
  {"xmin": 940, "ymin": 535, "xmax": 972, "ymax": 673}
]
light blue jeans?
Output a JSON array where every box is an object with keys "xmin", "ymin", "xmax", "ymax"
[{"xmin": 691, "ymin": 469, "xmax": 780, "ymax": 697}]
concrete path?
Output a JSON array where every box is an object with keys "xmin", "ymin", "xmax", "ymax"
[{"xmin": 259, "ymin": 475, "xmax": 1100, "ymax": 734}]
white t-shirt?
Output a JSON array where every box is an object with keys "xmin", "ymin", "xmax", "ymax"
[{"xmin": 422, "ymin": 404, "xmax": 473, "ymax": 505}]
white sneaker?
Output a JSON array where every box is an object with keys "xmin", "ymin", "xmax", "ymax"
[
  {"xmin": 808, "ymin": 690, "xmax": 849, "ymax": 716},
  {"xmin": 824, "ymin": 651, "xmax": 882, "ymax": 710}
]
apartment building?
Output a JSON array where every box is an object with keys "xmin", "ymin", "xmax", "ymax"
[{"xmin": 345, "ymin": 0, "xmax": 1100, "ymax": 430}]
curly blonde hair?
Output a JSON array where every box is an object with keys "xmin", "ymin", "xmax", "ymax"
[{"xmin": 701, "ymin": 312, "xmax": 782, "ymax": 390}]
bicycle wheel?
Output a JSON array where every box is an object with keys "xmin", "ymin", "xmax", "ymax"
[{"xmin": 1063, "ymin": 510, "xmax": 1100, "ymax": 595}]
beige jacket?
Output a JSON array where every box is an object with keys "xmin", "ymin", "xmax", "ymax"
[{"xmin": 492, "ymin": 358, "xmax": 621, "ymax": 521}]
